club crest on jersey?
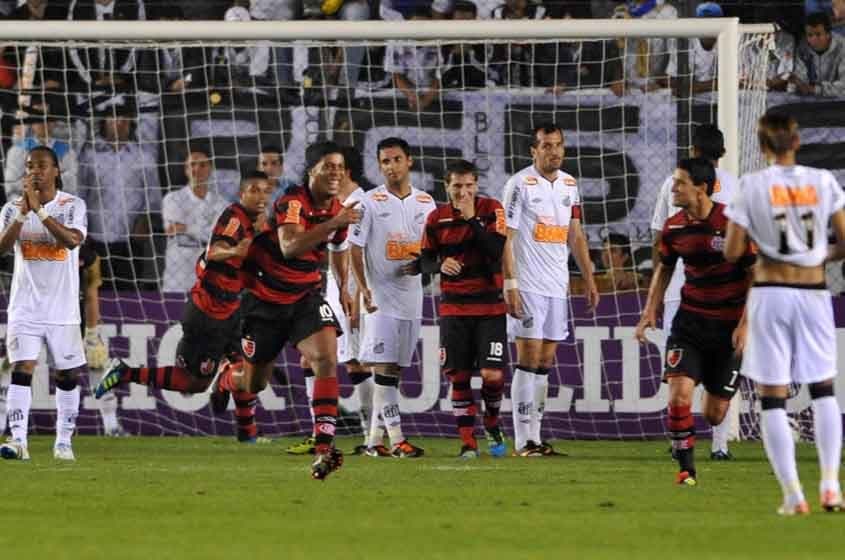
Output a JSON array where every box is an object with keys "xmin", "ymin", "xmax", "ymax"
[
  {"xmin": 241, "ymin": 337, "xmax": 256, "ymax": 358},
  {"xmin": 666, "ymin": 348, "xmax": 683, "ymax": 368},
  {"xmin": 562, "ymin": 195, "xmax": 571, "ymax": 207},
  {"xmin": 523, "ymin": 177, "xmax": 538, "ymax": 186},
  {"xmin": 710, "ymin": 236, "xmax": 726, "ymax": 252},
  {"xmin": 200, "ymin": 358, "xmax": 216, "ymax": 376},
  {"xmin": 439, "ymin": 347, "xmax": 446, "ymax": 366},
  {"xmin": 564, "ymin": 178, "xmax": 577, "ymax": 186}
]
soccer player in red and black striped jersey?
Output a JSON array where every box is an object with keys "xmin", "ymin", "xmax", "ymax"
[
  {"xmin": 419, "ymin": 160, "xmax": 508, "ymax": 458},
  {"xmin": 94, "ymin": 172, "xmax": 274, "ymax": 442},
  {"xmin": 217, "ymin": 141, "xmax": 360, "ymax": 480},
  {"xmin": 635, "ymin": 158, "xmax": 755, "ymax": 486}
]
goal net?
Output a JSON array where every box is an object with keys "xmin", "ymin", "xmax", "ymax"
[{"xmin": 0, "ymin": 19, "xmax": 804, "ymax": 442}]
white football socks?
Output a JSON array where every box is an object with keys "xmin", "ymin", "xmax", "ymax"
[
  {"xmin": 711, "ymin": 414, "xmax": 731, "ymax": 454},
  {"xmin": 811, "ymin": 396, "xmax": 843, "ymax": 497},
  {"xmin": 531, "ymin": 372, "xmax": 548, "ymax": 444},
  {"xmin": 0, "ymin": 372, "xmax": 8, "ymax": 435},
  {"xmin": 304, "ymin": 373, "xmax": 315, "ymax": 426},
  {"xmin": 372, "ymin": 380, "xmax": 403, "ymax": 447},
  {"xmin": 511, "ymin": 367, "xmax": 534, "ymax": 451},
  {"xmin": 355, "ymin": 375, "xmax": 375, "ymax": 444},
  {"xmin": 91, "ymin": 370, "xmax": 120, "ymax": 433},
  {"xmin": 7, "ymin": 383, "xmax": 32, "ymax": 446},
  {"xmin": 762, "ymin": 408, "xmax": 805, "ymax": 506},
  {"xmin": 55, "ymin": 386, "xmax": 80, "ymax": 447}
]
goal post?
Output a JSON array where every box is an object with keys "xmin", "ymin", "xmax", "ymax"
[{"xmin": 0, "ymin": 18, "xmax": 780, "ymax": 440}]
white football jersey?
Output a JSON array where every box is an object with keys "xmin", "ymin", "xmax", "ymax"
[
  {"xmin": 348, "ymin": 185, "xmax": 436, "ymax": 320},
  {"xmin": 651, "ymin": 167, "xmax": 739, "ymax": 302},
  {"xmin": 326, "ymin": 187, "xmax": 365, "ymax": 300},
  {"xmin": 502, "ymin": 165, "xmax": 581, "ymax": 297},
  {"xmin": 726, "ymin": 164, "xmax": 845, "ymax": 267},
  {"xmin": 1, "ymin": 191, "xmax": 87, "ymax": 325}
]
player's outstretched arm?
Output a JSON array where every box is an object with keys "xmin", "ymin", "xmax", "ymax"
[
  {"xmin": 634, "ymin": 261, "xmax": 674, "ymax": 343},
  {"xmin": 278, "ymin": 201, "xmax": 360, "ymax": 259},
  {"xmin": 568, "ymin": 218, "xmax": 599, "ymax": 312}
]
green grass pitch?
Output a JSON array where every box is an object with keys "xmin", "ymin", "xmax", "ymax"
[{"xmin": 1, "ymin": 437, "xmax": 843, "ymax": 559}]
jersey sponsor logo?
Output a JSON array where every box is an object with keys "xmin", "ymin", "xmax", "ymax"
[
  {"xmin": 20, "ymin": 240, "xmax": 67, "ymax": 261},
  {"xmin": 769, "ymin": 185, "xmax": 818, "ymax": 207},
  {"xmin": 241, "ymin": 337, "xmax": 256, "ymax": 358},
  {"xmin": 666, "ymin": 348, "xmax": 683, "ymax": 368},
  {"xmin": 533, "ymin": 223, "xmax": 568, "ymax": 244},
  {"xmin": 222, "ymin": 217, "xmax": 240, "ymax": 238},
  {"xmin": 283, "ymin": 200, "xmax": 302, "ymax": 224},
  {"xmin": 523, "ymin": 176, "xmax": 538, "ymax": 186},
  {"xmin": 564, "ymin": 177, "xmax": 577, "ymax": 186}
]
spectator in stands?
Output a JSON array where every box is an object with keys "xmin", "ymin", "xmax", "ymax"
[
  {"xmin": 136, "ymin": 5, "xmax": 207, "ymax": 94},
  {"xmin": 441, "ymin": 1, "xmax": 497, "ymax": 90},
  {"xmin": 833, "ymin": 0, "xmax": 845, "ymax": 36},
  {"xmin": 664, "ymin": 2, "xmax": 721, "ymax": 95},
  {"xmin": 4, "ymin": 1, "xmax": 70, "ymax": 96},
  {"xmin": 792, "ymin": 11, "xmax": 845, "ymax": 96},
  {"xmin": 490, "ymin": 0, "xmax": 548, "ymax": 87},
  {"xmin": 67, "ymin": 0, "xmax": 146, "ymax": 92},
  {"xmin": 161, "ymin": 148, "xmax": 228, "ymax": 293},
  {"xmin": 9, "ymin": 0, "xmax": 68, "ymax": 20},
  {"xmin": 806, "ymin": 0, "xmax": 832, "ymax": 16},
  {"xmin": 571, "ymin": 233, "xmax": 643, "ymax": 294},
  {"xmin": 79, "ymin": 99, "xmax": 161, "ymax": 290},
  {"xmin": 616, "ymin": 0, "xmax": 678, "ymax": 90},
  {"xmin": 431, "ymin": 0, "xmax": 454, "ymax": 19},
  {"xmin": 208, "ymin": 6, "xmax": 273, "ymax": 92},
  {"xmin": 4, "ymin": 96, "xmax": 79, "ymax": 199},
  {"xmin": 385, "ymin": 7, "xmax": 443, "ymax": 111},
  {"xmin": 256, "ymin": 145, "xmax": 297, "ymax": 203}
]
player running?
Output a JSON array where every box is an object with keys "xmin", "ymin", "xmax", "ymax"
[
  {"xmin": 724, "ymin": 114, "xmax": 845, "ymax": 514},
  {"xmin": 95, "ymin": 172, "xmax": 273, "ymax": 442},
  {"xmin": 502, "ymin": 123, "xmax": 599, "ymax": 457},
  {"xmin": 635, "ymin": 158, "xmax": 755, "ymax": 486},
  {"xmin": 216, "ymin": 142, "xmax": 360, "ymax": 480},
  {"xmin": 651, "ymin": 124, "xmax": 739, "ymax": 460},
  {"xmin": 419, "ymin": 159, "xmax": 507, "ymax": 459},
  {"xmin": 349, "ymin": 137, "xmax": 437, "ymax": 458},
  {"xmin": 0, "ymin": 147, "xmax": 88, "ymax": 461}
]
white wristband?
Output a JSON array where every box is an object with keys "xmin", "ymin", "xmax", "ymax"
[
  {"xmin": 504, "ymin": 279, "xmax": 518, "ymax": 291},
  {"xmin": 36, "ymin": 208, "xmax": 49, "ymax": 222},
  {"xmin": 14, "ymin": 212, "xmax": 26, "ymax": 223}
]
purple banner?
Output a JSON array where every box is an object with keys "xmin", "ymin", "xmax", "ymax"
[{"xmin": 8, "ymin": 292, "xmax": 845, "ymax": 439}]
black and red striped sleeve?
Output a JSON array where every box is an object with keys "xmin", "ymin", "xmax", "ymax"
[
  {"xmin": 419, "ymin": 207, "xmax": 442, "ymax": 274},
  {"xmin": 660, "ymin": 221, "xmax": 679, "ymax": 267},
  {"xmin": 210, "ymin": 207, "xmax": 246, "ymax": 246}
]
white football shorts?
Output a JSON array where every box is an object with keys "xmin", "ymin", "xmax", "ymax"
[
  {"xmin": 742, "ymin": 285, "xmax": 837, "ymax": 386},
  {"xmin": 507, "ymin": 291, "xmax": 570, "ymax": 342},
  {"xmin": 359, "ymin": 312, "xmax": 421, "ymax": 368},
  {"xmin": 6, "ymin": 321, "xmax": 86, "ymax": 370}
]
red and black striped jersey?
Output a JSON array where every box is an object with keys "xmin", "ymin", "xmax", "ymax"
[
  {"xmin": 245, "ymin": 185, "xmax": 347, "ymax": 305},
  {"xmin": 191, "ymin": 202, "xmax": 256, "ymax": 320},
  {"xmin": 421, "ymin": 197, "xmax": 507, "ymax": 316},
  {"xmin": 660, "ymin": 202, "xmax": 755, "ymax": 321}
]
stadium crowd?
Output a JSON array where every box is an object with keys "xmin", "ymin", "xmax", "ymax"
[{"xmin": 0, "ymin": 0, "xmax": 842, "ymax": 291}]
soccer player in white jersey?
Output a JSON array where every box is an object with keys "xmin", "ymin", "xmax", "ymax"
[
  {"xmin": 0, "ymin": 147, "xmax": 88, "ymax": 461},
  {"xmin": 502, "ymin": 123, "xmax": 599, "ymax": 457},
  {"xmin": 350, "ymin": 137, "xmax": 437, "ymax": 458},
  {"xmin": 725, "ymin": 114, "xmax": 845, "ymax": 515},
  {"xmin": 650, "ymin": 124, "xmax": 739, "ymax": 460},
  {"xmin": 286, "ymin": 145, "xmax": 375, "ymax": 456}
]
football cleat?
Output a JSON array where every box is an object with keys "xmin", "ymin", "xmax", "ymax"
[
  {"xmin": 485, "ymin": 426, "xmax": 507, "ymax": 458},
  {"xmin": 0, "ymin": 439, "xmax": 30, "ymax": 461},
  {"xmin": 364, "ymin": 444, "xmax": 392, "ymax": 457},
  {"xmin": 676, "ymin": 470, "xmax": 697, "ymax": 486},
  {"xmin": 777, "ymin": 501, "xmax": 810, "ymax": 516},
  {"xmin": 311, "ymin": 448, "xmax": 344, "ymax": 481},
  {"xmin": 94, "ymin": 359, "xmax": 127, "ymax": 399},
  {"xmin": 537, "ymin": 440, "xmax": 566, "ymax": 457},
  {"xmin": 285, "ymin": 436, "xmax": 316, "ymax": 455},
  {"xmin": 53, "ymin": 443, "xmax": 75, "ymax": 461},
  {"xmin": 105, "ymin": 425, "xmax": 130, "ymax": 438},
  {"xmin": 821, "ymin": 490, "xmax": 843, "ymax": 513},
  {"xmin": 391, "ymin": 440, "xmax": 424, "ymax": 458},
  {"xmin": 240, "ymin": 435, "xmax": 273, "ymax": 445},
  {"xmin": 710, "ymin": 450, "xmax": 734, "ymax": 461},
  {"xmin": 459, "ymin": 445, "xmax": 479, "ymax": 460},
  {"xmin": 351, "ymin": 444, "xmax": 368, "ymax": 456},
  {"xmin": 513, "ymin": 441, "xmax": 544, "ymax": 457}
]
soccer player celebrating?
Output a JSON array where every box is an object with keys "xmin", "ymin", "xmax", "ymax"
[
  {"xmin": 419, "ymin": 160, "xmax": 507, "ymax": 458},
  {"xmin": 650, "ymin": 124, "xmax": 739, "ymax": 460},
  {"xmin": 350, "ymin": 137, "xmax": 436, "ymax": 458},
  {"xmin": 635, "ymin": 158, "xmax": 755, "ymax": 486},
  {"xmin": 0, "ymin": 147, "xmax": 88, "ymax": 461},
  {"xmin": 96, "ymin": 172, "xmax": 273, "ymax": 442},
  {"xmin": 725, "ymin": 114, "xmax": 845, "ymax": 514},
  {"xmin": 502, "ymin": 123, "xmax": 599, "ymax": 457},
  {"xmin": 218, "ymin": 142, "xmax": 360, "ymax": 480}
]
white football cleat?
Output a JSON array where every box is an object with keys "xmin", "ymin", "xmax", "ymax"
[
  {"xmin": 0, "ymin": 438, "xmax": 30, "ymax": 461},
  {"xmin": 53, "ymin": 443, "xmax": 75, "ymax": 461}
]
